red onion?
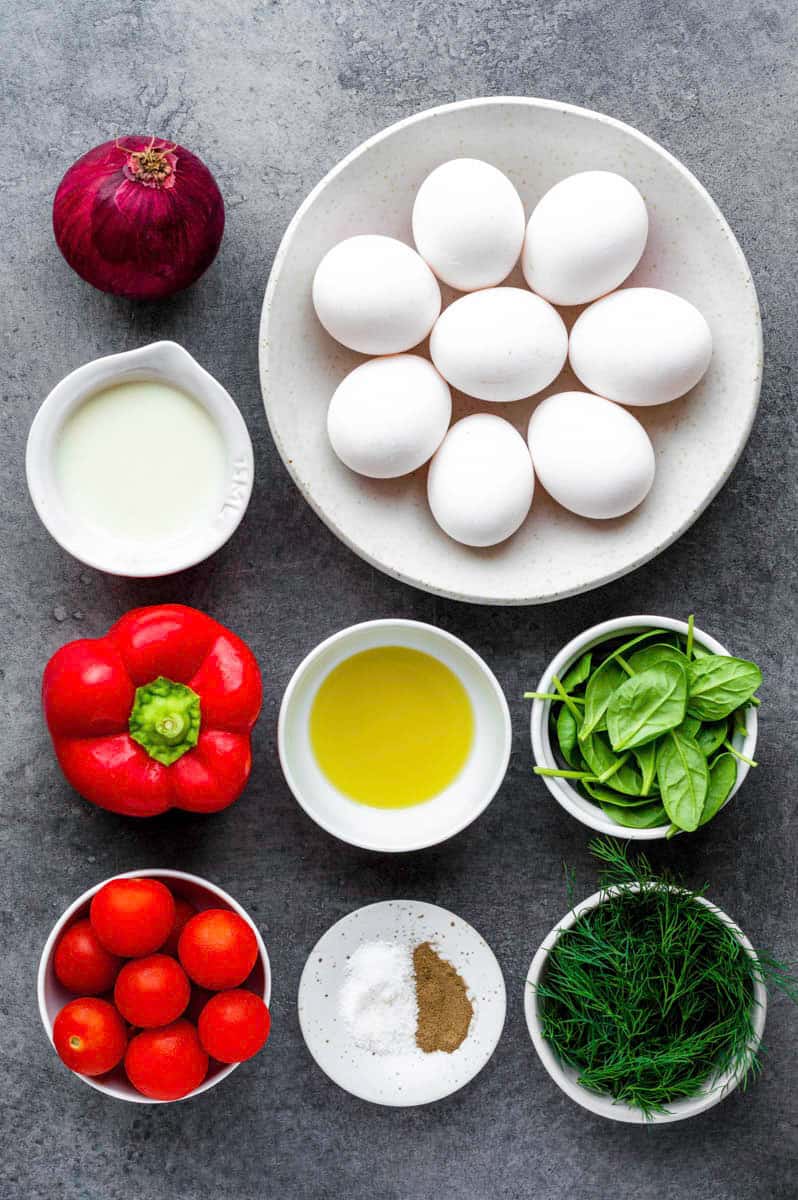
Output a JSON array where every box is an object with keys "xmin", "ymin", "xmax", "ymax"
[{"xmin": 53, "ymin": 136, "xmax": 225, "ymax": 301}]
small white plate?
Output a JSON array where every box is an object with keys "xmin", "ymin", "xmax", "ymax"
[
  {"xmin": 260, "ymin": 97, "xmax": 762, "ymax": 605},
  {"xmin": 298, "ymin": 900, "xmax": 506, "ymax": 1107}
]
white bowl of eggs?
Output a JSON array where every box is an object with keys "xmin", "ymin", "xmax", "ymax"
[{"xmin": 260, "ymin": 97, "xmax": 762, "ymax": 605}]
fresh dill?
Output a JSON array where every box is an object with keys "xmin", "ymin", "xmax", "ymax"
[{"xmin": 535, "ymin": 839, "xmax": 795, "ymax": 1116}]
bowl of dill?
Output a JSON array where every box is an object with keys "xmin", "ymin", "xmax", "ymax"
[
  {"xmin": 527, "ymin": 613, "xmax": 761, "ymax": 839},
  {"xmin": 524, "ymin": 841, "xmax": 779, "ymax": 1123}
]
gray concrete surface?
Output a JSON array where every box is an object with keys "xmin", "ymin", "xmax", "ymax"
[{"xmin": 2, "ymin": 2, "xmax": 797, "ymax": 1197}]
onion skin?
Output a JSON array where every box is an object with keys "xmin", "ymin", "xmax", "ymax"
[{"xmin": 53, "ymin": 137, "xmax": 225, "ymax": 301}]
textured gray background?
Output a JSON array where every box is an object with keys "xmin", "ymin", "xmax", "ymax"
[{"xmin": 2, "ymin": 2, "xmax": 797, "ymax": 1198}]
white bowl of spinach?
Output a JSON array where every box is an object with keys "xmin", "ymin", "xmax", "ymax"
[
  {"xmin": 524, "ymin": 841, "xmax": 776, "ymax": 1124},
  {"xmin": 528, "ymin": 614, "xmax": 760, "ymax": 839}
]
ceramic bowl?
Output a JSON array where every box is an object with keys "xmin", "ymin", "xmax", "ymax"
[
  {"xmin": 259, "ymin": 96, "xmax": 762, "ymax": 605},
  {"xmin": 38, "ymin": 868, "xmax": 270, "ymax": 1103},
  {"xmin": 524, "ymin": 884, "xmax": 767, "ymax": 1124},
  {"xmin": 529, "ymin": 615, "xmax": 758, "ymax": 840},
  {"xmin": 298, "ymin": 900, "xmax": 506, "ymax": 1106},
  {"xmin": 26, "ymin": 341, "xmax": 254, "ymax": 577},
  {"xmin": 278, "ymin": 619, "xmax": 511, "ymax": 852}
]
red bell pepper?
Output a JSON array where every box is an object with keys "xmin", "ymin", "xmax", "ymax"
[{"xmin": 43, "ymin": 605, "xmax": 262, "ymax": 817}]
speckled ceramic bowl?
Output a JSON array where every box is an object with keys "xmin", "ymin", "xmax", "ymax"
[
  {"xmin": 298, "ymin": 900, "xmax": 506, "ymax": 1106},
  {"xmin": 259, "ymin": 96, "xmax": 761, "ymax": 605}
]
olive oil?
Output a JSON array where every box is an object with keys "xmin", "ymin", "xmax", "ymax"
[{"xmin": 309, "ymin": 646, "xmax": 474, "ymax": 809}]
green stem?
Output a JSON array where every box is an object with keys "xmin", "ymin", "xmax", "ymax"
[
  {"xmin": 551, "ymin": 675, "xmax": 583, "ymax": 722},
  {"xmin": 723, "ymin": 740, "xmax": 758, "ymax": 769},
  {"xmin": 524, "ymin": 691, "xmax": 584, "ymax": 704},
  {"xmin": 129, "ymin": 676, "xmax": 201, "ymax": 766},
  {"xmin": 596, "ymin": 753, "xmax": 631, "ymax": 784},
  {"xmin": 534, "ymin": 767, "xmax": 597, "ymax": 781}
]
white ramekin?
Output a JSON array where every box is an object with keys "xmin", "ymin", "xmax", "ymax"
[
  {"xmin": 524, "ymin": 883, "xmax": 767, "ymax": 1124},
  {"xmin": 529, "ymin": 615, "xmax": 759, "ymax": 840},
  {"xmin": 26, "ymin": 341, "xmax": 254, "ymax": 577},
  {"xmin": 38, "ymin": 868, "xmax": 271, "ymax": 1104},
  {"xmin": 278, "ymin": 619, "xmax": 511, "ymax": 852}
]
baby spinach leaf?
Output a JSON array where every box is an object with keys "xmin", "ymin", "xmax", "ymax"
[
  {"xmin": 686, "ymin": 656, "xmax": 763, "ymax": 721},
  {"xmin": 606, "ymin": 663, "xmax": 688, "ymax": 751},
  {"xmin": 579, "ymin": 731, "xmax": 644, "ymax": 796},
  {"xmin": 598, "ymin": 799, "xmax": 668, "ymax": 828},
  {"xmin": 695, "ymin": 720, "xmax": 728, "ymax": 758},
  {"xmin": 561, "ymin": 651, "xmax": 592, "ymax": 692},
  {"xmin": 628, "ymin": 643, "xmax": 688, "ymax": 674},
  {"xmin": 699, "ymin": 753, "xmax": 738, "ymax": 826},
  {"xmin": 657, "ymin": 730, "xmax": 709, "ymax": 832},
  {"xmin": 556, "ymin": 704, "xmax": 580, "ymax": 768},
  {"xmin": 582, "ymin": 780, "xmax": 658, "ymax": 807},
  {"xmin": 674, "ymin": 714, "xmax": 701, "ymax": 739},
  {"xmin": 731, "ymin": 704, "xmax": 752, "ymax": 739},
  {"xmin": 632, "ymin": 740, "xmax": 658, "ymax": 796},
  {"xmin": 603, "ymin": 628, "xmax": 668, "ymax": 663},
  {"xmin": 580, "ymin": 659, "xmax": 627, "ymax": 739}
]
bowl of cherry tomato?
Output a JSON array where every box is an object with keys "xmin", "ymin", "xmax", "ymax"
[{"xmin": 37, "ymin": 869, "xmax": 271, "ymax": 1103}]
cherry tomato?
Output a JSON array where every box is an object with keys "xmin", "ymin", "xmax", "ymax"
[
  {"xmin": 90, "ymin": 877, "xmax": 175, "ymax": 957},
  {"xmin": 124, "ymin": 1019, "xmax": 208, "ymax": 1100},
  {"xmin": 161, "ymin": 897, "xmax": 197, "ymax": 957},
  {"xmin": 178, "ymin": 909, "xmax": 258, "ymax": 990},
  {"xmin": 53, "ymin": 997, "xmax": 127, "ymax": 1076},
  {"xmin": 53, "ymin": 919, "xmax": 122, "ymax": 995},
  {"xmin": 114, "ymin": 954, "xmax": 191, "ymax": 1028},
  {"xmin": 198, "ymin": 989, "xmax": 271, "ymax": 1063}
]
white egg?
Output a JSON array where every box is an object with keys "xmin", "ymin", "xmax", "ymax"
[
  {"xmin": 527, "ymin": 391, "xmax": 655, "ymax": 519},
  {"xmin": 427, "ymin": 413, "xmax": 534, "ymax": 547},
  {"xmin": 569, "ymin": 287, "xmax": 713, "ymax": 406},
  {"xmin": 312, "ymin": 235, "xmax": 441, "ymax": 355},
  {"xmin": 522, "ymin": 171, "xmax": 648, "ymax": 306},
  {"xmin": 412, "ymin": 158, "xmax": 526, "ymax": 291},
  {"xmin": 327, "ymin": 354, "xmax": 451, "ymax": 479},
  {"xmin": 429, "ymin": 287, "xmax": 567, "ymax": 402}
]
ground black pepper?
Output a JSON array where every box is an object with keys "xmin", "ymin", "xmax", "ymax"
[{"xmin": 413, "ymin": 941, "xmax": 473, "ymax": 1053}]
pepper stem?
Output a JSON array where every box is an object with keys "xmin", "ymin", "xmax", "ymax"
[{"xmin": 129, "ymin": 676, "xmax": 201, "ymax": 766}]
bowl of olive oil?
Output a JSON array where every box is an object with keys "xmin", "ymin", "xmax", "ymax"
[{"xmin": 278, "ymin": 620, "xmax": 511, "ymax": 851}]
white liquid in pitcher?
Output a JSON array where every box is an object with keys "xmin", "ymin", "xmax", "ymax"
[{"xmin": 56, "ymin": 380, "xmax": 227, "ymax": 543}]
